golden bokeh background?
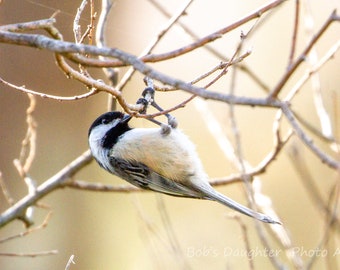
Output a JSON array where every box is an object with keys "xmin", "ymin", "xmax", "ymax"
[{"xmin": 1, "ymin": 0, "xmax": 340, "ymax": 269}]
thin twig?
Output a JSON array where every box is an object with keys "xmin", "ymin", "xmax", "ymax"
[
  {"xmin": 287, "ymin": 144, "xmax": 340, "ymax": 228},
  {"xmin": 0, "ymin": 250, "xmax": 58, "ymax": 257},
  {"xmin": 54, "ymin": 54, "xmax": 142, "ymax": 113},
  {"xmin": 115, "ymin": 0, "xmax": 195, "ymax": 93},
  {"xmin": 95, "ymin": 0, "xmax": 117, "ymax": 111},
  {"xmin": 87, "ymin": 0, "xmax": 96, "ymax": 45},
  {"xmin": 68, "ymin": 0, "xmax": 287, "ymax": 69},
  {"xmin": 230, "ymin": 215, "xmax": 254, "ymax": 270},
  {"xmin": 281, "ymin": 103, "xmax": 340, "ymax": 169},
  {"xmin": 209, "ymin": 129, "xmax": 293, "ymax": 187},
  {"xmin": 287, "ymin": 0, "xmax": 300, "ymax": 68},
  {"xmin": 148, "ymin": 0, "xmax": 271, "ymax": 93},
  {"xmin": 305, "ymin": 182, "xmax": 340, "ymax": 269},
  {"xmin": 156, "ymin": 196, "xmax": 191, "ymax": 270},
  {"xmin": 0, "ymin": 150, "xmax": 93, "ymax": 228},
  {"xmin": 17, "ymin": 94, "xmax": 37, "ymax": 173},
  {"xmin": 0, "ymin": 172, "xmax": 14, "ymax": 205},
  {"xmin": 0, "ymin": 18, "xmax": 56, "ymax": 32},
  {"xmin": 73, "ymin": 0, "xmax": 88, "ymax": 43},
  {"xmin": 9, "ymin": 94, "xmax": 38, "ymax": 227},
  {"xmin": 0, "ymin": 27, "xmax": 285, "ymax": 110},
  {"xmin": 0, "ymin": 31, "xmax": 284, "ymax": 109},
  {"xmin": 269, "ymin": 10, "xmax": 339, "ymax": 98},
  {"xmin": 0, "ymin": 77, "xmax": 97, "ymax": 101},
  {"xmin": 303, "ymin": 1, "xmax": 333, "ymax": 139},
  {"xmin": 0, "ymin": 212, "xmax": 53, "ymax": 244}
]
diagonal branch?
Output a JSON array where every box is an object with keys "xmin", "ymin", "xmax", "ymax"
[
  {"xmin": 0, "ymin": 31, "xmax": 283, "ymax": 109},
  {"xmin": 0, "ymin": 151, "xmax": 93, "ymax": 228},
  {"xmin": 269, "ymin": 10, "xmax": 340, "ymax": 98}
]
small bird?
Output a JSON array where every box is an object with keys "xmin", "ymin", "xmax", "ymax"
[{"xmin": 88, "ymin": 111, "xmax": 280, "ymax": 224}]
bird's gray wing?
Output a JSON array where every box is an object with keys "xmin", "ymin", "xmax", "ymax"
[
  {"xmin": 108, "ymin": 158, "xmax": 280, "ymax": 224},
  {"xmin": 109, "ymin": 157, "xmax": 206, "ymax": 199}
]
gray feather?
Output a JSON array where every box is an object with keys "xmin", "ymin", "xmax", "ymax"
[{"xmin": 109, "ymin": 157, "xmax": 208, "ymax": 199}]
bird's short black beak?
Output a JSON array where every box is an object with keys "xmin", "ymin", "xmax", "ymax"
[{"xmin": 121, "ymin": 114, "xmax": 132, "ymax": 124}]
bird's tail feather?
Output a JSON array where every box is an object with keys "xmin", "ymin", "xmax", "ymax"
[{"xmin": 197, "ymin": 184, "xmax": 281, "ymax": 224}]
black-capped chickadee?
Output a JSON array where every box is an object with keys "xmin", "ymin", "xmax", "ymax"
[{"xmin": 88, "ymin": 111, "xmax": 280, "ymax": 224}]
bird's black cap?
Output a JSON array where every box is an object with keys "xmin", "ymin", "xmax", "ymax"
[
  {"xmin": 88, "ymin": 111, "xmax": 132, "ymax": 149},
  {"xmin": 88, "ymin": 111, "xmax": 125, "ymax": 136}
]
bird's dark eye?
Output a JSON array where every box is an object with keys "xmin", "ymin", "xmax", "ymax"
[{"xmin": 101, "ymin": 118, "xmax": 110, "ymax": 125}]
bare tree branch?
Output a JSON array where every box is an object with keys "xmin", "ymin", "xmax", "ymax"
[
  {"xmin": 0, "ymin": 151, "xmax": 92, "ymax": 228},
  {"xmin": 269, "ymin": 10, "xmax": 340, "ymax": 98}
]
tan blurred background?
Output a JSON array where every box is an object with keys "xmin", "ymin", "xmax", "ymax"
[{"xmin": 1, "ymin": 0, "xmax": 340, "ymax": 269}]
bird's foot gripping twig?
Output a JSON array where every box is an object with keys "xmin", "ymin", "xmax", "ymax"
[{"xmin": 136, "ymin": 84, "xmax": 178, "ymax": 135}]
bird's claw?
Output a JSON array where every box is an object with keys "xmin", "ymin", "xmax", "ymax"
[
  {"xmin": 161, "ymin": 124, "xmax": 172, "ymax": 135},
  {"xmin": 167, "ymin": 115, "xmax": 178, "ymax": 129}
]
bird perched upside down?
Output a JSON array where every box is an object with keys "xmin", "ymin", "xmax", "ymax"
[{"xmin": 88, "ymin": 111, "xmax": 280, "ymax": 224}]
